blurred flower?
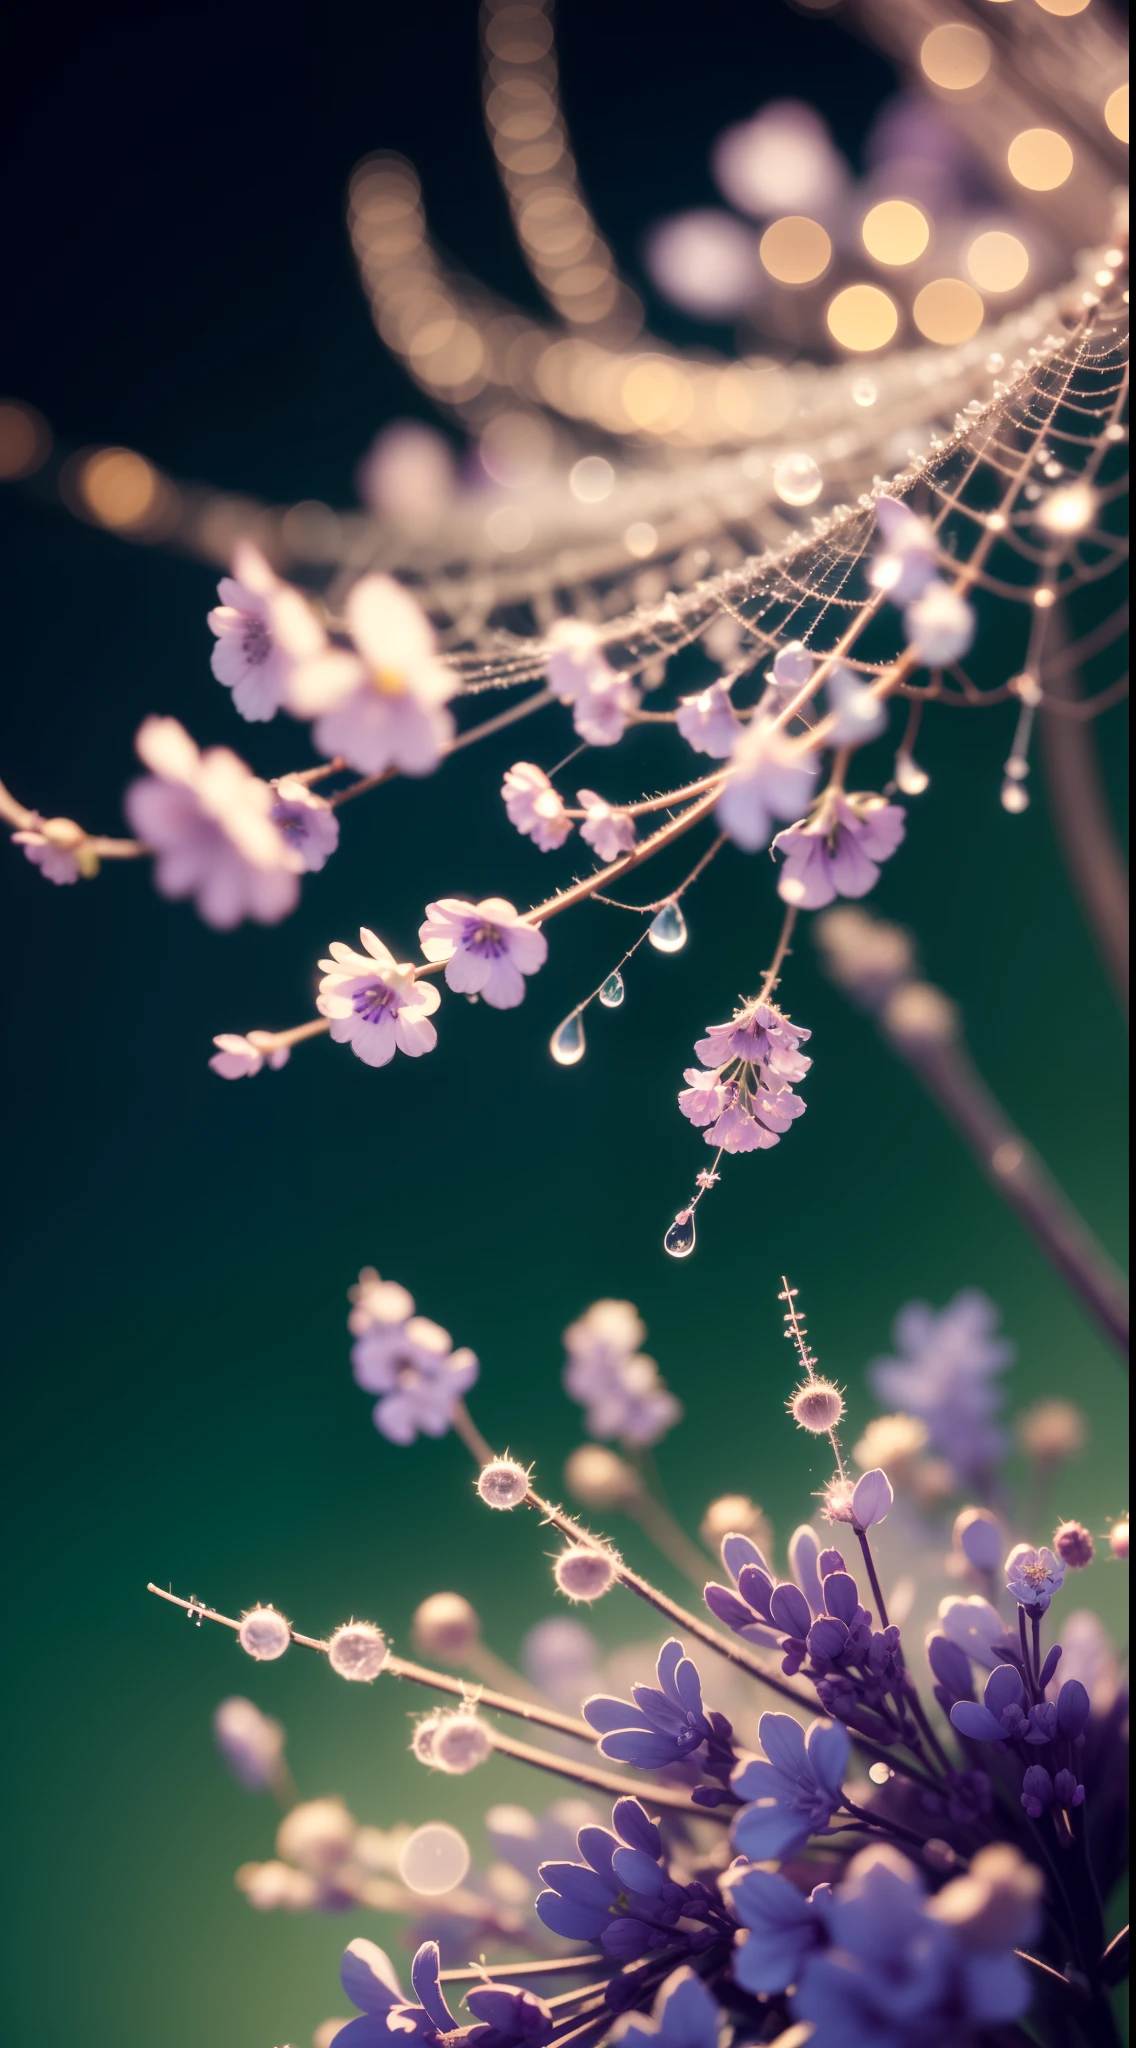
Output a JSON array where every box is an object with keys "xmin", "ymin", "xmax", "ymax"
[
  {"xmin": 125, "ymin": 716, "xmax": 303, "ymax": 928},
  {"xmin": 270, "ymin": 776, "xmax": 340, "ymax": 871},
  {"xmin": 502, "ymin": 763, "xmax": 573, "ymax": 852},
  {"xmin": 286, "ymin": 575, "xmax": 456, "ymax": 777}
]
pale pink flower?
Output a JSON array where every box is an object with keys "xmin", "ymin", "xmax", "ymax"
[
  {"xmin": 269, "ymin": 777, "xmax": 340, "ymax": 872},
  {"xmin": 773, "ymin": 793, "xmax": 906, "ymax": 908},
  {"xmin": 207, "ymin": 543, "xmax": 313, "ymax": 723},
  {"xmin": 545, "ymin": 618, "xmax": 639, "ymax": 747},
  {"xmin": 355, "ymin": 420, "xmax": 456, "ymax": 529},
  {"xmin": 675, "ymin": 678, "xmax": 742, "ymax": 758},
  {"xmin": 209, "ymin": 1034, "xmax": 291, "ymax": 1080},
  {"xmin": 419, "ymin": 896, "xmax": 547, "ymax": 1009},
  {"xmin": 677, "ymin": 1068, "xmax": 727, "ymax": 1127},
  {"xmin": 502, "ymin": 763, "xmax": 573, "ymax": 851},
  {"xmin": 12, "ymin": 820, "xmax": 82, "ymax": 884},
  {"xmin": 716, "ymin": 720, "xmax": 817, "ymax": 852},
  {"xmin": 348, "ymin": 1266, "xmax": 415, "ymax": 1340},
  {"xmin": 577, "ymin": 789, "xmax": 635, "ymax": 862},
  {"xmin": 125, "ymin": 717, "xmax": 303, "ymax": 928},
  {"xmin": 285, "ymin": 575, "xmax": 456, "ymax": 776},
  {"xmin": 317, "ymin": 927, "xmax": 441, "ymax": 1067}
]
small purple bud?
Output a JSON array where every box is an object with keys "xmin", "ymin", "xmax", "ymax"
[
  {"xmin": 808, "ymin": 1616, "xmax": 850, "ymax": 1660},
  {"xmin": 769, "ymin": 1582, "xmax": 812, "ymax": 1637},
  {"xmin": 1053, "ymin": 1768, "xmax": 1085, "ymax": 1808},
  {"xmin": 818, "ymin": 1548, "xmax": 846, "ymax": 1577},
  {"xmin": 926, "ymin": 1632, "xmax": 975, "ymax": 1702},
  {"xmin": 1037, "ymin": 1644, "xmax": 1063, "ymax": 1691},
  {"xmin": 1053, "ymin": 1520, "xmax": 1095, "ymax": 1569},
  {"xmin": 851, "ymin": 1467, "xmax": 893, "ymax": 1528},
  {"xmin": 1056, "ymin": 1678, "xmax": 1091, "ymax": 1740},
  {"xmin": 1021, "ymin": 1765, "xmax": 1055, "ymax": 1818},
  {"xmin": 823, "ymin": 1572, "xmax": 860, "ymax": 1625},
  {"xmin": 953, "ymin": 1507, "xmax": 1003, "ymax": 1572}
]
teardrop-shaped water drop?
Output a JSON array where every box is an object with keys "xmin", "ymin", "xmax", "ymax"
[
  {"xmin": 550, "ymin": 1011, "xmax": 586, "ymax": 1065},
  {"xmin": 663, "ymin": 1208, "xmax": 696, "ymax": 1259},
  {"xmin": 599, "ymin": 971, "xmax": 625, "ymax": 1009},
  {"xmin": 648, "ymin": 902, "xmax": 687, "ymax": 954}
]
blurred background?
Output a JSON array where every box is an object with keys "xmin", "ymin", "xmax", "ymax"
[{"xmin": 0, "ymin": 1, "xmax": 1127, "ymax": 2043}]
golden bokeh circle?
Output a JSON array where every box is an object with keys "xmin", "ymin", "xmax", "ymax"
[
  {"xmin": 920, "ymin": 23, "xmax": 992, "ymax": 90},
  {"xmin": 826, "ymin": 283, "xmax": 899, "ymax": 352},
  {"xmin": 966, "ymin": 231, "xmax": 1029, "ymax": 293},
  {"xmin": 1007, "ymin": 128, "xmax": 1074, "ymax": 190},
  {"xmin": 758, "ymin": 216, "xmax": 833, "ymax": 284},
  {"xmin": 913, "ymin": 278, "xmax": 985, "ymax": 345},
  {"xmin": 862, "ymin": 200, "xmax": 930, "ymax": 266}
]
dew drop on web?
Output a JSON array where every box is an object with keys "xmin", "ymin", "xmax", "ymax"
[
  {"xmin": 550, "ymin": 1011, "xmax": 586, "ymax": 1064},
  {"xmin": 648, "ymin": 902, "xmax": 687, "ymax": 953},
  {"xmin": 599, "ymin": 971, "xmax": 625, "ymax": 1009},
  {"xmin": 664, "ymin": 1208, "xmax": 696, "ymax": 1258},
  {"xmin": 773, "ymin": 453, "xmax": 823, "ymax": 507}
]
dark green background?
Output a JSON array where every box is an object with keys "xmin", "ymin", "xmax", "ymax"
[{"xmin": 1, "ymin": 4, "xmax": 1127, "ymax": 2044}]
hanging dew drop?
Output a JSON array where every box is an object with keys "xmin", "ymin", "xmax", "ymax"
[
  {"xmin": 664, "ymin": 1208, "xmax": 696, "ymax": 1259},
  {"xmin": 648, "ymin": 902, "xmax": 687, "ymax": 953},
  {"xmin": 550, "ymin": 1011, "xmax": 586, "ymax": 1065},
  {"xmin": 599, "ymin": 971, "xmax": 625, "ymax": 1009},
  {"xmin": 773, "ymin": 453, "xmax": 823, "ymax": 507}
]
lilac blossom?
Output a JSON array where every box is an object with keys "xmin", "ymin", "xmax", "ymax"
[
  {"xmin": 334, "ymin": 1938, "xmax": 408, "ymax": 2045},
  {"xmin": 562, "ymin": 1299, "xmax": 681, "ymax": 1447},
  {"xmin": 419, "ymin": 897, "xmax": 547, "ymax": 1009},
  {"xmin": 728, "ymin": 1866, "xmax": 824, "ymax": 1995},
  {"xmin": 681, "ymin": 1000, "xmax": 810, "ymax": 1153},
  {"xmin": 905, "ymin": 579, "xmax": 975, "ymax": 667},
  {"xmin": 269, "ymin": 776, "xmax": 340, "ymax": 871},
  {"xmin": 614, "ymin": 1968, "xmax": 720, "ymax": 2048},
  {"xmin": 793, "ymin": 1844, "xmax": 1035, "ymax": 2043},
  {"xmin": 869, "ymin": 497, "xmax": 939, "ymax": 605},
  {"xmin": 351, "ymin": 1287, "xmax": 478, "ymax": 1446},
  {"xmin": 11, "ymin": 819, "xmax": 83, "ymax": 884},
  {"xmin": 502, "ymin": 763, "xmax": 573, "ymax": 851},
  {"xmin": 869, "ymin": 1290, "xmax": 1014, "ymax": 1482},
  {"xmin": 1005, "ymin": 1542, "xmax": 1066, "ymax": 1614},
  {"xmin": 937, "ymin": 1594, "xmax": 1016, "ymax": 1670},
  {"xmin": 731, "ymin": 1712, "xmax": 849, "ymax": 1859},
  {"xmin": 124, "ymin": 716, "xmax": 304, "ymax": 928},
  {"xmin": 318, "ymin": 928, "xmax": 441, "ymax": 1067},
  {"xmin": 213, "ymin": 1696, "xmax": 286, "ymax": 1791},
  {"xmin": 285, "ymin": 574, "xmax": 456, "ymax": 776},
  {"xmin": 207, "ymin": 542, "xmax": 305, "ymax": 722},
  {"xmin": 826, "ymin": 664, "xmax": 888, "ymax": 745},
  {"xmin": 536, "ymin": 1797, "xmax": 709, "ymax": 1958},
  {"xmin": 675, "ymin": 678, "xmax": 741, "ymax": 758},
  {"xmin": 695, "ymin": 1003, "xmax": 811, "ymax": 1083},
  {"xmin": 545, "ymin": 619, "xmax": 639, "ymax": 747},
  {"xmin": 716, "ymin": 718, "xmax": 817, "ymax": 851},
  {"xmin": 773, "ymin": 792, "xmax": 906, "ymax": 909},
  {"xmin": 577, "ymin": 789, "xmax": 636, "ymax": 862},
  {"xmin": 583, "ymin": 1639, "xmax": 737, "ymax": 1802},
  {"xmin": 209, "ymin": 1033, "xmax": 290, "ymax": 1081}
]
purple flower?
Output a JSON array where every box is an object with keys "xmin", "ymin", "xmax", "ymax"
[
  {"xmin": 937, "ymin": 1594, "xmax": 1016, "ymax": 1671},
  {"xmin": 1020, "ymin": 1764, "xmax": 1055, "ymax": 1818},
  {"xmin": 352, "ymin": 1306, "xmax": 478, "ymax": 1446},
  {"xmin": 677, "ymin": 1068, "xmax": 727, "ymax": 1128},
  {"xmin": 583, "ymin": 1639, "xmax": 732, "ymax": 1786},
  {"xmin": 869, "ymin": 1290, "xmax": 1014, "ymax": 1482},
  {"xmin": 731, "ymin": 1712, "xmax": 849, "ymax": 1860},
  {"xmin": 577, "ymin": 789, "xmax": 636, "ymax": 862},
  {"xmin": 466, "ymin": 1984, "xmax": 554, "ymax": 2048},
  {"xmin": 694, "ymin": 1002, "xmax": 811, "ymax": 1082},
  {"xmin": 793, "ymin": 1844, "xmax": 1032, "ymax": 2043},
  {"xmin": 420, "ymin": 896, "xmax": 547, "ymax": 1009},
  {"xmin": 545, "ymin": 619, "xmax": 639, "ymax": 747},
  {"xmin": 716, "ymin": 719, "xmax": 818, "ymax": 852},
  {"xmin": 826, "ymin": 664, "xmax": 888, "ymax": 746},
  {"xmin": 208, "ymin": 1032, "xmax": 291, "ymax": 1081},
  {"xmin": 869, "ymin": 497, "xmax": 939, "ymax": 606},
  {"xmin": 613, "ymin": 1967, "xmax": 720, "ymax": 2048},
  {"xmin": 125, "ymin": 717, "xmax": 304, "ymax": 929},
  {"xmin": 683, "ymin": 1001, "xmax": 810, "ymax": 1154},
  {"xmin": 318, "ymin": 928, "xmax": 441, "ymax": 1067},
  {"xmin": 950, "ymin": 1662, "xmax": 1028, "ymax": 1743},
  {"xmin": 335, "ymin": 1937, "xmax": 410, "ymax": 2047},
  {"xmin": 1005, "ymin": 1542, "xmax": 1066, "ymax": 1614},
  {"xmin": 675, "ymin": 679, "xmax": 742, "ymax": 758},
  {"xmin": 502, "ymin": 764, "xmax": 573, "ymax": 852},
  {"xmin": 208, "ymin": 542, "xmax": 306, "ymax": 722},
  {"xmin": 821, "ymin": 1467, "xmax": 893, "ymax": 1530},
  {"xmin": 562, "ymin": 1300, "xmax": 681, "ymax": 1448},
  {"xmin": 535, "ymin": 1798, "xmax": 674, "ymax": 1952},
  {"xmin": 213, "ymin": 1696, "xmax": 285, "ymax": 1791},
  {"xmin": 905, "ymin": 579, "xmax": 975, "ymax": 667},
  {"xmin": 269, "ymin": 776, "xmax": 340, "ymax": 871},
  {"xmin": 11, "ymin": 818, "xmax": 84, "ymax": 884},
  {"xmin": 773, "ymin": 793, "xmax": 906, "ymax": 909},
  {"xmin": 285, "ymin": 574, "xmax": 456, "ymax": 777},
  {"xmin": 728, "ymin": 1866, "xmax": 822, "ymax": 1995},
  {"xmin": 485, "ymin": 1796, "xmax": 605, "ymax": 1886}
]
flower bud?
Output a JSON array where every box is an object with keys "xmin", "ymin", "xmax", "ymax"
[
  {"xmin": 238, "ymin": 1605, "xmax": 292, "ymax": 1662},
  {"xmin": 430, "ymin": 1711, "xmax": 493, "ymax": 1775},
  {"xmin": 564, "ymin": 1444, "xmax": 639, "ymax": 1509},
  {"xmin": 1017, "ymin": 1398, "xmax": 1087, "ymax": 1462},
  {"xmin": 412, "ymin": 1591, "xmax": 481, "ymax": 1661},
  {"xmin": 789, "ymin": 1379, "xmax": 845, "ymax": 1434},
  {"xmin": 213, "ymin": 1695, "xmax": 285, "ymax": 1791},
  {"xmin": 328, "ymin": 1622, "xmax": 388, "ymax": 1682},
  {"xmin": 277, "ymin": 1797, "xmax": 356, "ymax": 1877},
  {"xmin": 236, "ymin": 1859, "xmax": 318, "ymax": 1911},
  {"xmin": 700, "ymin": 1495, "xmax": 772, "ymax": 1555},
  {"xmin": 1052, "ymin": 1520, "xmax": 1094, "ymax": 1569},
  {"xmin": 554, "ymin": 1545, "xmax": 617, "ymax": 1603},
  {"xmin": 1109, "ymin": 1518, "xmax": 1129, "ymax": 1560},
  {"xmin": 851, "ymin": 1467, "xmax": 893, "ymax": 1529},
  {"xmin": 477, "ymin": 1458, "xmax": 530, "ymax": 1510},
  {"xmin": 953, "ymin": 1508, "xmax": 1003, "ymax": 1573}
]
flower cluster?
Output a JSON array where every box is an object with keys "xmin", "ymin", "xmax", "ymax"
[
  {"xmin": 561, "ymin": 1300, "xmax": 681, "ymax": 1448},
  {"xmin": 348, "ymin": 1266, "xmax": 478, "ymax": 1445},
  {"xmin": 678, "ymin": 999, "xmax": 809, "ymax": 1154}
]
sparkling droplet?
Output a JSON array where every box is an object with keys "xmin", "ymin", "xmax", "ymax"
[
  {"xmin": 648, "ymin": 902, "xmax": 688, "ymax": 953},
  {"xmin": 895, "ymin": 753, "xmax": 930, "ymax": 796},
  {"xmin": 773, "ymin": 453, "xmax": 823, "ymax": 508},
  {"xmin": 550, "ymin": 1011, "xmax": 586, "ymax": 1065},
  {"xmin": 664, "ymin": 1208, "xmax": 696, "ymax": 1259},
  {"xmin": 599, "ymin": 971, "xmax": 625, "ymax": 1009},
  {"xmin": 868, "ymin": 1761, "xmax": 893, "ymax": 1785},
  {"xmin": 1001, "ymin": 780, "xmax": 1030, "ymax": 814},
  {"xmin": 985, "ymin": 351, "xmax": 1005, "ymax": 373},
  {"xmin": 399, "ymin": 1822, "xmax": 471, "ymax": 1896},
  {"xmin": 851, "ymin": 378, "xmax": 877, "ymax": 408}
]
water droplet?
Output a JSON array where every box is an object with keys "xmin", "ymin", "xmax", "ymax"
[
  {"xmin": 550, "ymin": 1011, "xmax": 586, "ymax": 1065},
  {"xmin": 648, "ymin": 902, "xmax": 688, "ymax": 953},
  {"xmin": 895, "ymin": 754, "xmax": 930, "ymax": 796},
  {"xmin": 599, "ymin": 971, "xmax": 625, "ymax": 1009},
  {"xmin": 851, "ymin": 378, "xmax": 877, "ymax": 408},
  {"xmin": 1000, "ymin": 779, "xmax": 1030, "ymax": 814},
  {"xmin": 985, "ymin": 351, "xmax": 1005, "ymax": 373},
  {"xmin": 868, "ymin": 1761, "xmax": 893, "ymax": 1784},
  {"xmin": 773, "ymin": 453, "xmax": 823, "ymax": 507},
  {"xmin": 664, "ymin": 1208, "xmax": 696, "ymax": 1259}
]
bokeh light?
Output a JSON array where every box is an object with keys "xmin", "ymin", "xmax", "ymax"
[
  {"xmin": 569, "ymin": 455, "xmax": 614, "ymax": 502},
  {"xmin": 826, "ymin": 284, "xmax": 899, "ymax": 352},
  {"xmin": 1034, "ymin": 0, "xmax": 1091, "ymax": 14},
  {"xmin": 966, "ymin": 230, "xmax": 1030, "ymax": 293},
  {"xmin": 0, "ymin": 399, "xmax": 50, "ymax": 479},
  {"xmin": 643, "ymin": 210, "xmax": 758, "ymax": 317},
  {"xmin": 920, "ymin": 24, "xmax": 993, "ymax": 92},
  {"xmin": 1038, "ymin": 481, "xmax": 1097, "ymax": 534},
  {"xmin": 861, "ymin": 199, "xmax": 930, "ymax": 266},
  {"xmin": 77, "ymin": 448, "xmax": 160, "ymax": 530},
  {"xmin": 759, "ymin": 215, "xmax": 832, "ymax": 283},
  {"xmin": 1007, "ymin": 127, "xmax": 1074, "ymax": 190},
  {"xmin": 398, "ymin": 1823, "xmax": 471, "ymax": 1896},
  {"xmin": 773, "ymin": 452, "xmax": 823, "ymax": 505},
  {"xmin": 1104, "ymin": 85, "xmax": 1129, "ymax": 143},
  {"xmin": 712, "ymin": 101, "xmax": 845, "ymax": 218},
  {"xmin": 912, "ymin": 278, "xmax": 985, "ymax": 344},
  {"xmin": 623, "ymin": 521, "xmax": 658, "ymax": 558}
]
